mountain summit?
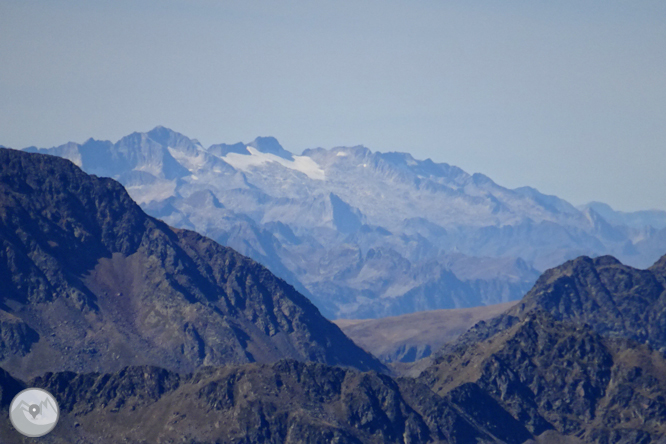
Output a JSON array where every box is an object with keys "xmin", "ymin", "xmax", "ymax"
[
  {"xmin": 507, "ymin": 254, "xmax": 666, "ymax": 351},
  {"xmin": 248, "ymin": 136, "xmax": 294, "ymax": 160}
]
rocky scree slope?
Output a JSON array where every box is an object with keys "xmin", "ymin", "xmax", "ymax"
[{"xmin": 0, "ymin": 148, "xmax": 384, "ymax": 378}]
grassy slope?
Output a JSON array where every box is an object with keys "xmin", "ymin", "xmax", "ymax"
[{"xmin": 334, "ymin": 301, "xmax": 518, "ymax": 363}]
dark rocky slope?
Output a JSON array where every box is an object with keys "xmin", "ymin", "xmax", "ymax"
[
  {"xmin": 0, "ymin": 148, "xmax": 384, "ymax": 377},
  {"xmin": 7, "ymin": 303, "xmax": 665, "ymax": 443},
  {"xmin": 420, "ymin": 311, "xmax": 666, "ymax": 443},
  {"xmin": 0, "ymin": 360, "xmax": 533, "ymax": 444},
  {"xmin": 416, "ymin": 254, "xmax": 666, "ymax": 443},
  {"xmin": 508, "ymin": 255, "xmax": 666, "ymax": 351},
  {"xmin": 3, "ymin": 147, "xmax": 666, "ymax": 443}
]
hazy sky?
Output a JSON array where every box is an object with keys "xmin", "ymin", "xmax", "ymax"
[{"xmin": 2, "ymin": 0, "xmax": 665, "ymax": 211}]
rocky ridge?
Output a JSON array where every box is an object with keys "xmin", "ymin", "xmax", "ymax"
[
  {"xmin": 0, "ymin": 359, "xmax": 539, "ymax": 444},
  {"xmin": 508, "ymin": 255, "xmax": 666, "ymax": 351},
  {"xmin": 4, "ymin": 142, "xmax": 666, "ymax": 443}
]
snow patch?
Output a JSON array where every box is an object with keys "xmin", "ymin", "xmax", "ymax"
[
  {"xmin": 336, "ymin": 151, "xmax": 349, "ymax": 157},
  {"xmin": 126, "ymin": 180, "xmax": 177, "ymax": 204},
  {"xmin": 167, "ymin": 146, "xmax": 207, "ymax": 172},
  {"xmin": 223, "ymin": 147, "xmax": 325, "ymax": 180}
]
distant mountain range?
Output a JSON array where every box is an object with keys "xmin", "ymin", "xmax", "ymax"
[
  {"xmin": 19, "ymin": 127, "xmax": 666, "ymax": 318},
  {"xmin": 0, "ymin": 148, "xmax": 383, "ymax": 377}
]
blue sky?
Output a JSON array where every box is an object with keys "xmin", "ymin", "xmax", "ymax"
[{"xmin": 1, "ymin": 0, "xmax": 665, "ymax": 211}]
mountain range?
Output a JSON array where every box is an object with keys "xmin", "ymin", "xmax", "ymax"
[
  {"xmin": 1, "ymin": 147, "xmax": 666, "ymax": 442},
  {"xmin": 3, "ymin": 249, "xmax": 666, "ymax": 442},
  {"xmin": 22, "ymin": 126, "xmax": 666, "ymax": 319}
]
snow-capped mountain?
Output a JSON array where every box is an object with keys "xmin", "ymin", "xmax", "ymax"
[{"xmin": 22, "ymin": 127, "xmax": 666, "ymax": 318}]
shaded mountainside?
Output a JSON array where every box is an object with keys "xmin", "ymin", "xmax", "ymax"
[
  {"xmin": 0, "ymin": 148, "xmax": 384, "ymax": 377},
  {"xmin": 0, "ymin": 360, "xmax": 534, "ymax": 444},
  {"xmin": 428, "ymin": 254, "xmax": 666, "ymax": 367},
  {"xmin": 7, "ymin": 315, "xmax": 664, "ymax": 444},
  {"xmin": 4, "ymin": 145, "xmax": 666, "ymax": 443}
]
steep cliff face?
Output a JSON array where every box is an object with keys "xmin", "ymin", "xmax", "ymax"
[{"xmin": 0, "ymin": 148, "xmax": 384, "ymax": 377}]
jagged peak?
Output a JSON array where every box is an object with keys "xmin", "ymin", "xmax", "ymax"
[
  {"xmin": 329, "ymin": 145, "xmax": 372, "ymax": 157},
  {"xmin": 248, "ymin": 136, "xmax": 293, "ymax": 160},
  {"xmin": 116, "ymin": 131, "xmax": 145, "ymax": 145},
  {"xmin": 146, "ymin": 126, "xmax": 198, "ymax": 151},
  {"xmin": 581, "ymin": 201, "xmax": 616, "ymax": 213},
  {"xmin": 469, "ymin": 172, "xmax": 496, "ymax": 187},
  {"xmin": 81, "ymin": 137, "xmax": 112, "ymax": 147},
  {"xmin": 0, "ymin": 147, "xmax": 386, "ymax": 375},
  {"xmin": 381, "ymin": 151, "xmax": 417, "ymax": 165},
  {"xmin": 147, "ymin": 125, "xmax": 181, "ymax": 138}
]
